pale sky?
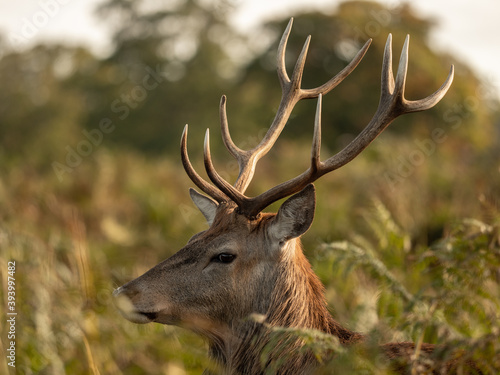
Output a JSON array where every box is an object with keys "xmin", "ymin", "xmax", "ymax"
[{"xmin": 0, "ymin": 0, "xmax": 499, "ymax": 100}]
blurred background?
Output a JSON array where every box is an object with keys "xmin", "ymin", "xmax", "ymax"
[{"xmin": 0, "ymin": 0, "xmax": 499, "ymax": 374}]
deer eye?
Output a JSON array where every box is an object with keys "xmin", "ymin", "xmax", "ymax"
[{"xmin": 212, "ymin": 253, "xmax": 236, "ymax": 264}]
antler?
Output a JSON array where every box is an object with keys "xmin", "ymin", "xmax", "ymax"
[
  {"xmin": 181, "ymin": 18, "xmax": 369, "ymax": 204},
  {"xmin": 181, "ymin": 19, "xmax": 454, "ymax": 218}
]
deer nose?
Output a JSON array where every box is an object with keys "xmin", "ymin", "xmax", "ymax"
[
  {"xmin": 113, "ymin": 285, "xmax": 154, "ymax": 324},
  {"xmin": 112, "ymin": 286, "xmax": 123, "ymax": 297},
  {"xmin": 113, "ymin": 284, "xmax": 139, "ymax": 299}
]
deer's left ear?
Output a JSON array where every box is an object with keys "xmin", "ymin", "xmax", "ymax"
[
  {"xmin": 190, "ymin": 188, "xmax": 218, "ymax": 226},
  {"xmin": 269, "ymin": 184, "xmax": 316, "ymax": 242}
]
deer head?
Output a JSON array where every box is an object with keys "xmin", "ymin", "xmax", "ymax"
[{"xmin": 114, "ymin": 18, "xmax": 453, "ymax": 373}]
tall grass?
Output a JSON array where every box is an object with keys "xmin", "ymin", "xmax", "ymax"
[
  {"xmin": 310, "ymin": 202, "xmax": 500, "ymax": 373},
  {"xmin": 0, "ymin": 150, "xmax": 210, "ymax": 374}
]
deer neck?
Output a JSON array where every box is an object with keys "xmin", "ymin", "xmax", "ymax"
[
  {"xmin": 207, "ymin": 239, "xmax": 363, "ymax": 373},
  {"xmin": 267, "ymin": 239, "xmax": 363, "ymax": 343}
]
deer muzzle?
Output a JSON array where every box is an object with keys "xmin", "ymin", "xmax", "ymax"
[{"xmin": 113, "ymin": 286, "xmax": 158, "ymax": 324}]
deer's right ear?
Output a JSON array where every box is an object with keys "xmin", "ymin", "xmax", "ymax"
[{"xmin": 189, "ymin": 188, "xmax": 218, "ymax": 226}]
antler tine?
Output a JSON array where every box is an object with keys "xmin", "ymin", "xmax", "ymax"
[
  {"xmin": 300, "ymin": 38, "xmax": 372, "ymax": 99},
  {"xmin": 387, "ymin": 34, "xmax": 455, "ymax": 114},
  {"xmin": 203, "ymin": 129, "xmax": 248, "ymax": 208},
  {"xmin": 380, "ymin": 34, "xmax": 395, "ymax": 98},
  {"xmin": 385, "ymin": 34, "xmax": 454, "ymax": 113},
  {"xmin": 181, "ymin": 125, "xmax": 227, "ymax": 203},
  {"xmin": 393, "ymin": 34, "xmax": 409, "ymax": 98},
  {"xmin": 220, "ymin": 95, "xmax": 245, "ymax": 160},
  {"xmin": 311, "ymin": 94, "xmax": 322, "ymax": 172},
  {"xmin": 277, "ymin": 18, "xmax": 293, "ymax": 87},
  {"xmin": 404, "ymin": 65, "xmax": 454, "ymax": 112},
  {"xmin": 219, "ymin": 95, "xmax": 261, "ymax": 194},
  {"xmin": 290, "ymin": 35, "xmax": 311, "ymax": 91}
]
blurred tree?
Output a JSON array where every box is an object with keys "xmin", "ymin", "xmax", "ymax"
[
  {"xmin": 0, "ymin": 44, "xmax": 101, "ymax": 170},
  {"xmin": 83, "ymin": 0, "xmax": 244, "ymax": 153}
]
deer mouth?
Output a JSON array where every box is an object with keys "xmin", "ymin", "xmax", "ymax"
[
  {"xmin": 140, "ymin": 311, "xmax": 158, "ymax": 321},
  {"xmin": 113, "ymin": 287, "xmax": 159, "ymax": 324},
  {"xmin": 120, "ymin": 310, "xmax": 156, "ymax": 324}
]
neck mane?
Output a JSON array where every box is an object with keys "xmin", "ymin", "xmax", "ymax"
[
  {"xmin": 208, "ymin": 239, "xmax": 364, "ymax": 374},
  {"xmin": 269, "ymin": 241, "xmax": 364, "ymax": 343}
]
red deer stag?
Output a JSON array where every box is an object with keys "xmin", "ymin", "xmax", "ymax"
[{"xmin": 114, "ymin": 19, "xmax": 460, "ymax": 374}]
